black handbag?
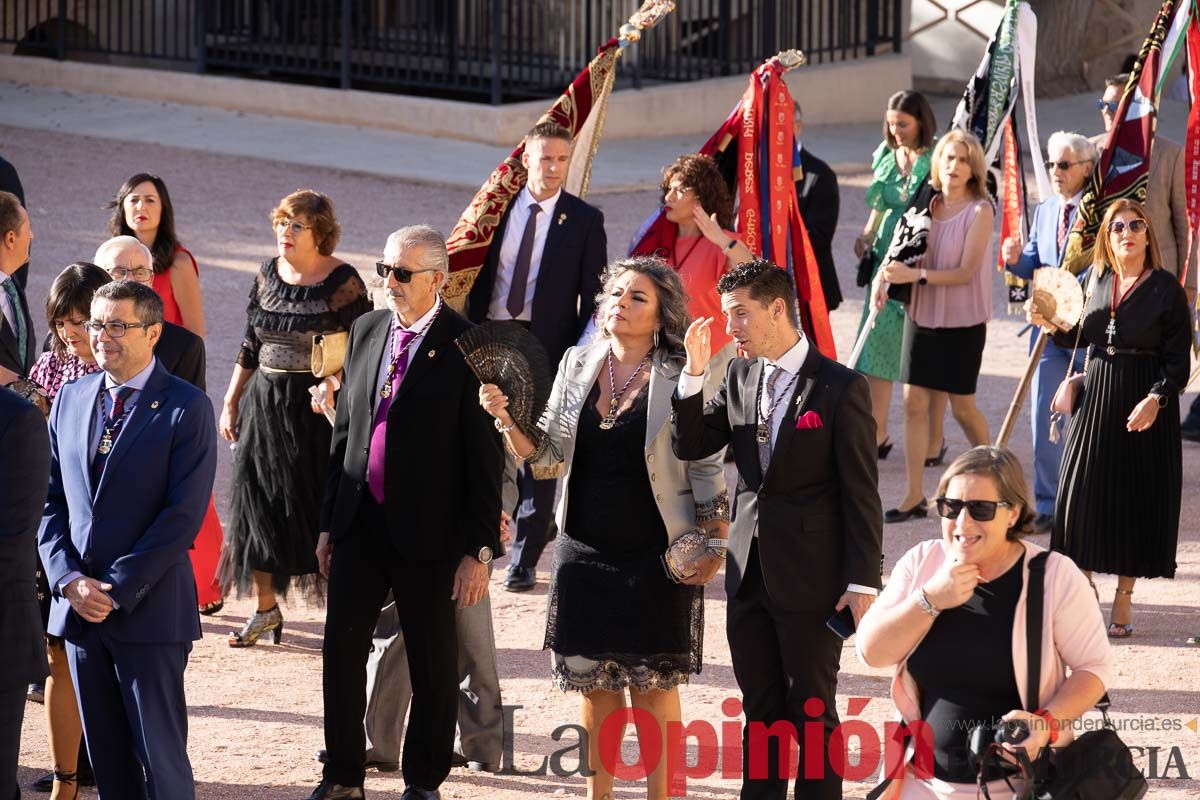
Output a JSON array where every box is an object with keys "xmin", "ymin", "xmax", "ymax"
[
  {"xmin": 1015, "ymin": 552, "xmax": 1148, "ymax": 800},
  {"xmin": 855, "ymin": 251, "xmax": 875, "ymax": 288}
]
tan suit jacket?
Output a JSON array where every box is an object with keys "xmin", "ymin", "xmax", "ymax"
[{"xmin": 1091, "ymin": 133, "xmax": 1194, "ymax": 290}]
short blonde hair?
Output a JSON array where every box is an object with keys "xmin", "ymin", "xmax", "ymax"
[
  {"xmin": 936, "ymin": 446, "xmax": 1034, "ymax": 540},
  {"xmin": 270, "ymin": 189, "xmax": 340, "ymax": 255},
  {"xmin": 930, "ymin": 129, "xmax": 988, "ymax": 200}
]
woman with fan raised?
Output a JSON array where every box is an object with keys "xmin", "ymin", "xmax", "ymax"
[
  {"xmin": 1037, "ymin": 199, "xmax": 1189, "ymax": 638},
  {"xmin": 479, "ymin": 256, "xmax": 730, "ymax": 800}
]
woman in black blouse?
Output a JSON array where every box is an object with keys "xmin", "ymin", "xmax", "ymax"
[
  {"xmin": 1038, "ymin": 199, "xmax": 1190, "ymax": 638},
  {"xmin": 218, "ymin": 190, "xmax": 369, "ymax": 647}
]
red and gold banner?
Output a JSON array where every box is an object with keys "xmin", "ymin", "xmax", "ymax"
[{"xmin": 1183, "ymin": 12, "xmax": 1200, "ymax": 289}]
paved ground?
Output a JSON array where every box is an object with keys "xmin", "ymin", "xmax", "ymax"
[{"xmin": 3, "ymin": 80, "xmax": 1198, "ymax": 798}]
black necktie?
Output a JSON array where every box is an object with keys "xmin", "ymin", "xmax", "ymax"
[{"xmin": 505, "ymin": 202, "xmax": 542, "ymax": 319}]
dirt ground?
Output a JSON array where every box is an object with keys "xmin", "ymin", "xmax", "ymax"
[{"xmin": 5, "ymin": 125, "xmax": 1198, "ymax": 798}]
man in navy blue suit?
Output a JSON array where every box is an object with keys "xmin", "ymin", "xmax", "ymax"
[{"xmin": 38, "ymin": 280, "xmax": 217, "ymax": 800}]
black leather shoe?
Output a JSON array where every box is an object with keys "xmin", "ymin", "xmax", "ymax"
[
  {"xmin": 400, "ymin": 788, "xmax": 440, "ymax": 800},
  {"xmin": 316, "ymin": 750, "xmax": 398, "ymax": 773},
  {"xmin": 293, "ymin": 779, "xmax": 365, "ymax": 799},
  {"xmin": 450, "ymin": 753, "xmax": 499, "ymax": 772},
  {"xmin": 883, "ymin": 499, "xmax": 928, "ymax": 524},
  {"xmin": 503, "ymin": 565, "xmax": 536, "ymax": 592}
]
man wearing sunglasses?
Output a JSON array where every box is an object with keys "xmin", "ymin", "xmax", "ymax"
[
  {"xmin": 92, "ymin": 236, "xmax": 206, "ymax": 392},
  {"xmin": 38, "ymin": 279, "xmax": 217, "ymax": 799},
  {"xmin": 301, "ymin": 225, "xmax": 503, "ymax": 800},
  {"xmin": 465, "ymin": 121, "xmax": 607, "ymax": 594},
  {"xmin": 1000, "ymin": 131, "xmax": 1095, "ymax": 535}
]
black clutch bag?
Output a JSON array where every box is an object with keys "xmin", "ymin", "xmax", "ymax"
[{"xmin": 854, "ymin": 251, "xmax": 875, "ymax": 288}]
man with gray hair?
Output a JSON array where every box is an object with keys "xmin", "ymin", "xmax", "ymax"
[
  {"xmin": 92, "ymin": 235, "xmax": 207, "ymax": 391},
  {"xmin": 296, "ymin": 225, "xmax": 503, "ymax": 800},
  {"xmin": 1001, "ymin": 130, "xmax": 1095, "ymax": 533}
]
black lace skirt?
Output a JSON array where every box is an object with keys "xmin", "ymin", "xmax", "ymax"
[
  {"xmin": 220, "ymin": 370, "xmax": 330, "ymax": 602},
  {"xmin": 545, "ymin": 530, "xmax": 703, "ymax": 693}
]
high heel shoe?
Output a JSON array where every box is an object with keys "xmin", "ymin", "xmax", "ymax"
[
  {"xmin": 229, "ymin": 605, "xmax": 284, "ymax": 647},
  {"xmin": 877, "ymin": 438, "xmax": 894, "ymax": 460},
  {"xmin": 48, "ymin": 770, "xmax": 80, "ymax": 800},
  {"xmin": 924, "ymin": 440, "xmax": 948, "ymax": 468},
  {"xmin": 1107, "ymin": 588, "xmax": 1134, "ymax": 638},
  {"xmin": 884, "ymin": 499, "xmax": 928, "ymax": 524}
]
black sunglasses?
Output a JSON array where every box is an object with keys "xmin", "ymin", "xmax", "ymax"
[
  {"xmin": 934, "ymin": 497, "xmax": 1012, "ymax": 522},
  {"xmin": 1044, "ymin": 159, "xmax": 1091, "ymax": 172},
  {"xmin": 1095, "ymin": 99, "xmax": 1119, "ymax": 113},
  {"xmin": 375, "ymin": 261, "xmax": 438, "ymax": 282},
  {"xmin": 1107, "ymin": 218, "xmax": 1148, "ymax": 235}
]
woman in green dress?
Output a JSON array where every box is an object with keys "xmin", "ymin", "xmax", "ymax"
[{"xmin": 854, "ymin": 90, "xmax": 948, "ymax": 463}]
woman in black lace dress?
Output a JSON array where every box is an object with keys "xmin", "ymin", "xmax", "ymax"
[
  {"xmin": 1044, "ymin": 199, "xmax": 1189, "ymax": 638},
  {"xmin": 218, "ymin": 190, "xmax": 369, "ymax": 647},
  {"xmin": 480, "ymin": 257, "xmax": 729, "ymax": 800}
]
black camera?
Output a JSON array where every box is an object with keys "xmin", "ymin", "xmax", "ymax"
[{"xmin": 968, "ymin": 719, "xmax": 1030, "ymax": 776}]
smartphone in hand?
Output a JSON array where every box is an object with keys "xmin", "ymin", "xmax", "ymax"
[{"xmin": 825, "ymin": 605, "xmax": 857, "ymax": 640}]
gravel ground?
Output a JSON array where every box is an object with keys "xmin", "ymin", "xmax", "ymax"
[{"xmin": 5, "ymin": 125, "xmax": 1198, "ymax": 798}]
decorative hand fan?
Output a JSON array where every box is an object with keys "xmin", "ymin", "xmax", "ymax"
[
  {"xmin": 1030, "ymin": 268, "xmax": 1085, "ymax": 332},
  {"xmin": 455, "ymin": 322, "xmax": 553, "ymax": 438}
]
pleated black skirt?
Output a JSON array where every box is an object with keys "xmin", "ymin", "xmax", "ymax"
[
  {"xmin": 220, "ymin": 370, "xmax": 331, "ymax": 601},
  {"xmin": 1052, "ymin": 352, "xmax": 1181, "ymax": 578}
]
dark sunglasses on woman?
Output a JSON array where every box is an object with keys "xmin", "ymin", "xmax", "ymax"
[
  {"xmin": 1108, "ymin": 219, "xmax": 1148, "ymax": 235},
  {"xmin": 934, "ymin": 497, "xmax": 1012, "ymax": 522}
]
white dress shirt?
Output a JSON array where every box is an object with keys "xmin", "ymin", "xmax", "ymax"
[
  {"xmin": 373, "ymin": 298, "xmax": 442, "ymax": 414},
  {"xmin": 486, "ymin": 185, "xmax": 561, "ymax": 322},
  {"xmin": 677, "ymin": 335, "xmax": 877, "ymax": 597}
]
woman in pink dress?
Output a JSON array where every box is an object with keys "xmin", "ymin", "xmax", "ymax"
[{"xmin": 109, "ymin": 173, "xmax": 224, "ymax": 614}]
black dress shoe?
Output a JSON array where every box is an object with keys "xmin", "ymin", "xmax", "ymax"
[
  {"xmin": 883, "ymin": 499, "xmax": 928, "ymax": 524},
  {"xmin": 316, "ymin": 750, "xmax": 398, "ymax": 773},
  {"xmin": 400, "ymin": 788, "xmax": 440, "ymax": 800},
  {"xmin": 294, "ymin": 779, "xmax": 365, "ymax": 799},
  {"xmin": 503, "ymin": 565, "xmax": 536, "ymax": 592}
]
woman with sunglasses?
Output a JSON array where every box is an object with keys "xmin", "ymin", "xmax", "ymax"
[
  {"xmin": 218, "ymin": 190, "xmax": 369, "ymax": 646},
  {"xmin": 108, "ymin": 173, "xmax": 206, "ymax": 336},
  {"xmin": 1038, "ymin": 199, "xmax": 1189, "ymax": 638},
  {"xmin": 26, "ymin": 263, "xmax": 110, "ymax": 800},
  {"xmin": 857, "ymin": 447, "xmax": 1112, "ymax": 799}
]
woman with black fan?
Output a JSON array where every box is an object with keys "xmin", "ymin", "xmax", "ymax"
[{"xmin": 479, "ymin": 256, "xmax": 729, "ymax": 800}]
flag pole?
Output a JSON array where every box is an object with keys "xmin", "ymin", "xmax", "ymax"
[{"xmin": 995, "ymin": 331, "xmax": 1048, "ymax": 447}]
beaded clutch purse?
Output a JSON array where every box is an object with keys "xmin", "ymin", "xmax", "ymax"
[{"xmin": 661, "ymin": 529, "xmax": 709, "ymax": 583}]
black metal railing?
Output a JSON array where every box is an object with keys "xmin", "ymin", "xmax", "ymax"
[{"xmin": 2, "ymin": 0, "xmax": 902, "ymax": 104}]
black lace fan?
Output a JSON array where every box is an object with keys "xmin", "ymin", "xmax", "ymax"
[{"xmin": 455, "ymin": 322, "xmax": 553, "ymax": 437}]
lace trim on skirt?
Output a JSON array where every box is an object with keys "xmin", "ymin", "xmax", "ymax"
[{"xmin": 551, "ymin": 653, "xmax": 693, "ymax": 693}]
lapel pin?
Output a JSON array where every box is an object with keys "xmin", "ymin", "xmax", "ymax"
[
  {"xmin": 427, "ymin": 349, "xmax": 436, "ymax": 358},
  {"xmin": 557, "ymin": 213, "xmax": 567, "ymax": 226},
  {"xmin": 150, "ymin": 400, "xmax": 160, "ymax": 409}
]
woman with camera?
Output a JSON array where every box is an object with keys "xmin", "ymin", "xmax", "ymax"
[
  {"xmin": 478, "ymin": 256, "xmax": 728, "ymax": 800},
  {"xmin": 857, "ymin": 447, "xmax": 1112, "ymax": 799},
  {"xmin": 1042, "ymin": 199, "xmax": 1189, "ymax": 637}
]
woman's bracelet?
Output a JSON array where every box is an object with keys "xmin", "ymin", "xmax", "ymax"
[
  {"xmin": 494, "ymin": 418, "xmax": 517, "ymax": 434},
  {"xmin": 706, "ymin": 538, "xmax": 728, "ymax": 559}
]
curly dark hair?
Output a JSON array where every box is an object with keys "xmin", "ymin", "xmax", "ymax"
[
  {"xmin": 661, "ymin": 154, "xmax": 734, "ymax": 230},
  {"xmin": 716, "ymin": 259, "xmax": 797, "ymax": 321},
  {"xmin": 594, "ymin": 256, "xmax": 691, "ymax": 356},
  {"xmin": 107, "ymin": 173, "xmax": 179, "ymax": 276}
]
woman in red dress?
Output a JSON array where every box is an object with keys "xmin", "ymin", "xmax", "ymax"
[{"xmin": 109, "ymin": 173, "xmax": 225, "ymax": 614}]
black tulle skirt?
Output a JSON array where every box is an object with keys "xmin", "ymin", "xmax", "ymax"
[
  {"xmin": 1052, "ymin": 352, "xmax": 1181, "ymax": 578},
  {"xmin": 220, "ymin": 370, "xmax": 330, "ymax": 601}
]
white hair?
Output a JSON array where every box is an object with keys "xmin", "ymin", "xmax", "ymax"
[
  {"xmin": 1047, "ymin": 131, "xmax": 1098, "ymax": 164},
  {"xmin": 385, "ymin": 224, "xmax": 449, "ymax": 275},
  {"xmin": 93, "ymin": 235, "xmax": 153, "ymax": 270}
]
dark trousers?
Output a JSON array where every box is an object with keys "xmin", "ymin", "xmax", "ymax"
[
  {"xmin": 727, "ymin": 542, "xmax": 843, "ymax": 800},
  {"xmin": 322, "ymin": 498, "xmax": 459, "ymax": 790},
  {"xmin": 0, "ymin": 685, "xmax": 24, "ymax": 800},
  {"xmin": 67, "ymin": 626, "xmax": 194, "ymax": 800},
  {"xmin": 507, "ymin": 464, "xmax": 557, "ymax": 569}
]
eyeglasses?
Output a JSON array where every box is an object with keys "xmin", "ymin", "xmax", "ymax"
[
  {"xmin": 107, "ymin": 266, "xmax": 154, "ymax": 281},
  {"xmin": 934, "ymin": 497, "xmax": 1012, "ymax": 522},
  {"xmin": 375, "ymin": 261, "xmax": 439, "ymax": 282},
  {"xmin": 84, "ymin": 320, "xmax": 156, "ymax": 338},
  {"xmin": 1095, "ymin": 99, "xmax": 1119, "ymax": 113},
  {"xmin": 1044, "ymin": 159, "xmax": 1091, "ymax": 172},
  {"xmin": 274, "ymin": 219, "xmax": 311, "ymax": 235},
  {"xmin": 1108, "ymin": 218, "xmax": 1148, "ymax": 235}
]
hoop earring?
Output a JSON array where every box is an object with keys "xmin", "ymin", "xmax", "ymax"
[{"xmin": 653, "ymin": 328, "xmax": 660, "ymax": 349}]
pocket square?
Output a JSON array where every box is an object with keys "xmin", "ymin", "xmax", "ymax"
[{"xmin": 795, "ymin": 410, "xmax": 823, "ymax": 430}]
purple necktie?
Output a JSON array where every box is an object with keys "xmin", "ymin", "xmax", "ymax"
[{"xmin": 367, "ymin": 328, "xmax": 416, "ymax": 503}]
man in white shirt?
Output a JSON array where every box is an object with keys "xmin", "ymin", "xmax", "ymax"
[{"xmin": 465, "ymin": 121, "xmax": 607, "ymax": 591}]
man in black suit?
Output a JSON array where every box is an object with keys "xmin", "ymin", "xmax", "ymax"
[
  {"xmin": 92, "ymin": 236, "xmax": 207, "ymax": 391},
  {"xmin": 296, "ymin": 225, "xmax": 503, "ymax": 800},
  {"xmin": 672, "ymin": 261, "xmax": 883, "ymax": 800},
  {"xmin": 466, "ymin": 121, "xmax": 606, "ymax": 591},
  {"xmin": 792, "ymin": 103, "xmax": 843, "ymax": 313},
  {"xmin": 0, "ymin": 156, "xmax": 27, "ymax": 292},
  {"xmin": 0, "ymin": 387, "xmax": 51, "ymax": 800},
  {"xmin": 0, "ymin": 191, "xmax": 37, "ymax": 397}
]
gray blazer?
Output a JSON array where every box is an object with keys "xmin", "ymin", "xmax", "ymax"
[{"xmin": 529, "ymin": 340, "xmax": 728, "ymax": 543}]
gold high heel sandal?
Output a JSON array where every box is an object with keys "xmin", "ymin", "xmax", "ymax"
[{"xmin": 228, "ymin": 605, "xmax": 284, "ymax": 647}]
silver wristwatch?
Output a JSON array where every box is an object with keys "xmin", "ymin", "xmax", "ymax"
[
  {"xmin": 475, "ymin": 546, "xmax": 493, "ymax": 564},
  {"xmin": 916, "ymin": 589, "xmax": 940, "ymax": 618}
]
